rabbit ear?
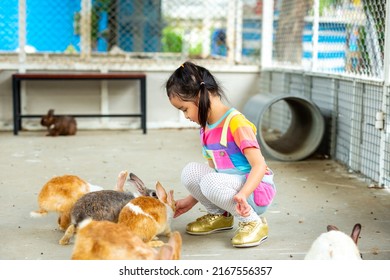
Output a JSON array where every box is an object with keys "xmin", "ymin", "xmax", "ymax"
[
  {"xmin": 156, "ymin": 232, "xmax": 182, "ymax": 260},
  {"xmin": 327, "ymin": 225, "xmax": 339, "ymax": 232},
  {"xmin": 48, "ymin": 109, "xmax": 54, "ymax": 115},
  {"xmin": 350, "ymin": 223, "xmax": 361, "ymax": 245},
  {"xmin": 167, "ymin": 231, "xmax": 182, "ymax": 260},
  {"xmin": 114, "ymin": 170, "xmax": 128, "ymax": 192},
  {"xmin": 156, "ymin": 244, "xmax": 174, "ymax": 260},
  {"xmin": 155, "ymin": 181, "xmax": 167, "ymax": 202},
  {"xmin": 129, "ymin": 173, "xmax": 148, "ymax": 194},
  {"xmin": 129, "ymin": 173, "xmax": 142, "ymax": 185},
  {"xmin": 167, "ymin": 190, "xmax": 175, "ymax": 207}
]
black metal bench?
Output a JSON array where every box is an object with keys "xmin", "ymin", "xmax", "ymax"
[{"xmin": 12, "ymin": 73, "xmax": 147, "ymax": 135}]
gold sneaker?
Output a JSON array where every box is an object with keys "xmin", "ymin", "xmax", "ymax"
[
  {"xmin": 186, "ymin": 213, "xmax": 234, "ymax": 235},
  {"xmin": 231, "ymin": 217, "xmax": 268, "ymax": 247}
]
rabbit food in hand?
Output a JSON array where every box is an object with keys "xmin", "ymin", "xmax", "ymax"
[
  {"xmin": 30, "ymin": 174, "xmax": 103, "ymax": 231},
  {"xmin": 118, "ymin": 181, "xmax": 175, "ymax": 247},
  {"xmin": 59, "ymin": 172, "xmax": 157, "ymax": 245},
  {"xmin": 304, "ymin": 223, "xmax": 362, "ymax": 260},
  {"xmin": 41, "ymin": 109, "xmax": 77, "ymax": 136},
  {"xmin": 71, "ymin": 219, "xmax": 182, "ymax": 260}
]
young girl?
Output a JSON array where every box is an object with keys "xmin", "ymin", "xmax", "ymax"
[{"xmin": 165, "ymin": 61, "xmax": 276, "ymax": 248}]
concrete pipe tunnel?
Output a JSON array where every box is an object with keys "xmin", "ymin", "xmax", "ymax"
[{"xmin": 242, "ymin": 94, "xmax": 325, "ymax": 161}]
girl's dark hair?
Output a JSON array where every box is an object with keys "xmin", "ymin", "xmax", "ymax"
[{"xmin": 165, "ymin": 61, "xmax": 225, "ymax": 128}]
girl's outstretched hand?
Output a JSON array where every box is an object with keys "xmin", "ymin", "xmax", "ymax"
[
  {"xmin": 173, "ymin": 195, "xmax": 198, "ymax": 218},
  {"xmin": 234, "ymin": 193, "xmax": 251, "ymax": 217}
]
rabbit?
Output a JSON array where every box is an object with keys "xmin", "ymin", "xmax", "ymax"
[
  {"xmin": 30, "ymin": 174, "xmax": 104, "ymax": 231},
  {"xmin": 71, "ymin": 218, "xmax": 182, "ymax": 260},
  {"xmin": 304, "ymin": 223, "xmax": 362, "ymax": 260},
  {"xmin": 59, "ymin": 172, "xmax": 157, "ymax": 245},
  {"xmin": 118, "ymin": 181, "xmax": 175, "ymax": 247},
  {"xmin": 40, "ymin": 109, "xmax": 77, "ymax": 136}
]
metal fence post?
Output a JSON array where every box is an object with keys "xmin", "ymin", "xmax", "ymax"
[
  {"xmin": 378, "ymin": 0, "xmax": 390, "ymax": 188},
  {"xmin": 81, "ymin": 0, "xmax": 92, "ymax": 59},
  {"xmin": 311, "ymin": 0, "xmax": 319, "ymax": 72},
  {"xmin": 261, "ymin": 0, "xmax": 273, "ymax": 70}
]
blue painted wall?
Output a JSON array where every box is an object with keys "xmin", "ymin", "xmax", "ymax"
[{"xmin": 0, "ymin": 0, "xmax": 161, "ymax": 53}]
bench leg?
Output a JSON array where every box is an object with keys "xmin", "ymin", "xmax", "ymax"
[
  {"xmin": 140, "ymin": 77, "xmax": 147, "ymax": 134},
  {"xmin": 12, "ymin": 79, "xmax": 21, "ymax": 135}
]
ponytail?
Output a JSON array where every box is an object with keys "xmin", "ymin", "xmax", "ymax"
[
  {"xmin": 165, "ymin": 61, "xmax": 225, "ymax": 128},
  {"xmin": 198, "ymin": 82, "xmax": 210, "ymax": 128}
]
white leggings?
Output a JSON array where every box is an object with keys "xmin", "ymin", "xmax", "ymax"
[{"xmin": 181, "ymin": 162, "xmax": 261, "ymax": 223}]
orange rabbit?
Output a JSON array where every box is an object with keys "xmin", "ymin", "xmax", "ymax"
[
  {"xmin": 71, "ymin": 219, "xmax": 182, "ymax": 260},
  {"xmin": 30, "ymin": 172, "xmax": 126, "ymax": 230}
]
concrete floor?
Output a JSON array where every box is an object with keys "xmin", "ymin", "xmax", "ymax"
[{"xmin": 0, "ymin": 129, "xmax": 389, "ymax": 260}]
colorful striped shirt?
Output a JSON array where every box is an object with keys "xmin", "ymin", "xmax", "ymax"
[{"xmin": 200, "ymin": 108, "xmax": 261, "ymax": 175}]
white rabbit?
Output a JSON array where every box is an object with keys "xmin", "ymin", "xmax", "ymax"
[{"xmin": 304, "ymin": 223, "xmax": 362, "ymax": 260}]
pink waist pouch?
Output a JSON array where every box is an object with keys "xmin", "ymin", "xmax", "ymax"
[
  {"xmin": 253, "ymin": 181, "xmax": 276, "ymax": 206},
  {"xmin": 248, "ymin": 171, "xmax": 276, "ymax": 207}
]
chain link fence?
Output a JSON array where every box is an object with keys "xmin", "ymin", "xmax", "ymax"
[
  {"xmin": 259, "ymin": 0, "xmax": 389, "ymax": 188},
  {"xmin": 0, "ymin": 0, "xmax": 263, "ymax": 67},
  {"xmin": 270, "ymin": 0, "xmax": 385, "ymax": 80},
  {"xmin": 1, "ymin": 0, "xmax": 386, "ymax": 78}
]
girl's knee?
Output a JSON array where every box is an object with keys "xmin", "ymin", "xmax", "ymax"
[
  {"xmin": 181, "ymin": 162, "xmax": 198, "ymax": 185},
  {"xmin": 181, "ymin": 162, "xmax": 212, "ymax": 187},
  {"xmin": 181, "ymin": 162, "xmax": 214, "ymax": 185},
  {"xmin": 181, "ymin": 162, "xmax": 198, "ymax": 174},
  {"xmin": 199, "ymin": 173, "xmax": 219, "ymax": 197}
]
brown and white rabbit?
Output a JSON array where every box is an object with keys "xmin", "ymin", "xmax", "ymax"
[
  {"xmin": 118, "ymin": 181, "xmax": 175, "ymax": 247},
  {"xmin": 41, "ymin": 109, "xmax": 77, "ymax": 136},
  {"xmin": 59, "ymin": 172, "xmax": 157, "ymax": 245},
  {"xmin": 304, "ymin": 223, "xmax": 362, "ymax": 260},
  {"xmin": 71, "ymin": 219, "xmax": 182, "ymax": 260}
]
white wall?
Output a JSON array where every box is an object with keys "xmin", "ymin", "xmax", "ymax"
[{"xmin": 0, "ymin": 69, "xmax": 261, "ymax": 132}]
